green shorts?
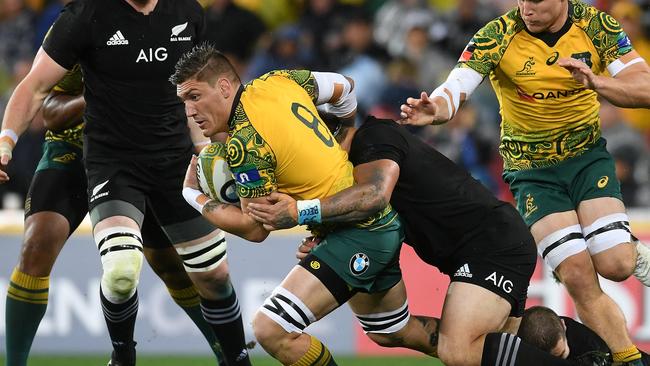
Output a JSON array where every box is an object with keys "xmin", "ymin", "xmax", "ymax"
[
  {"xmin": 503, "ymin": 138, "xmax": 622, "ymax": 227},
  {"xmin": 36, "ymin": 140, "xmax": 84, "ymax": 173},
  {"xmin": 310, "ymin": 210, "xmax": 404, "ymax": 293}
]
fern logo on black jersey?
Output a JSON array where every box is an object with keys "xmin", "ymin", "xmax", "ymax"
[
  {"xmin": 170, "ymin": 22, "xmax": 191, "ymax": 42},
  {"xmin": 515, "ymin": 57, "xmax": 536, "ymax": 76}
]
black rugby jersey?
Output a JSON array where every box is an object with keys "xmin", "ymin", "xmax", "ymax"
[
  {"xmin": 349, "ymin": 117, "xmax": 510, "ymax": 272},
  {"xmin": 561, "ymin": 317, "xmax": 609, "ymax": 360},
  {"xmin": 42, "ymin": 0, "xmax": 205, "ymax": 159}
]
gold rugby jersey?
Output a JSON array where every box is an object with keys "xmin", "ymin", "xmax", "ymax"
[
  {"xmin": 227, "ymin": 70, "xmax": 354, "ymax": 201},
  {"xmin": 458, "ymin": 0, "xmax": 633, "ymax": 170},
  {"xmin": 46, "ymin": 64, "xmax": 84, "ymax": 148}
]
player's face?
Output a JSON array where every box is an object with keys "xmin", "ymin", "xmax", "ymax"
[
  {"xmin": 518, "ymin": 0, "xmax": 568, "ymax": 33},
  {"xmin": 549, "ymin": 334, "xmax": 570, "ymax": 359},
  {"xmin": 177, "ymin": 78, "xmax": 230, "ymax": 137}
]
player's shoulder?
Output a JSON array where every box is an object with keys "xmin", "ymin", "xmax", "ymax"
[
  {"xmin": 257, "ymin": 69, "xmax": 313, "ymax": 84},
  {"xmin": 474, "ymin": 7, "xmax": 525, "ymax": 41},
  {"xmin": 570, "ymin": 0, "xmax": 623, "ymax": 36},
  {"xmin": 60, "ymin": 0, "xmax": 96, "ymax": 17}
]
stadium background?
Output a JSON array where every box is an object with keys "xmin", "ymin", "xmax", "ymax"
[{"xmin": 2, "ymin": 0, "xmax": 650, "ymax": 364}]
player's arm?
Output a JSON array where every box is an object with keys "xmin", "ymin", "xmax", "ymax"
[
  {"xmin": 311, "ymin": 72, "xmax": 357, "ymax": 126},
  {"xmin": 42, "ymin": 90, "xmax": 85, "ymax": 131},
  {"xmin": 0, "ymin": 47, "xmax": 68, "ymax": 178},
  {"xmin": 183, "ymin": 156, "xmax": 269, "ymax": 242},
  {"xmin": 559, "ymin": 50, "xmax": 650, "ymax": 107},
  {"xmin": 399, "ymin": 67, "xmax": 483, "ymax": 126},
  {"xmin": 246, "ymin": 160, "xmax": 400, "ymax": 230}
]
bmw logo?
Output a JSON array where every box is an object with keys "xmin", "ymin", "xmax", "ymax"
[{"xmin": 349, "ymin": 253, "xmax": 369, "ymax": 276}]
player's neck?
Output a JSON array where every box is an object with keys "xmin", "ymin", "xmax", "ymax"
[
  {"xmin": 124, "ymin": 0, "xmax": 158, "ymax": 15},
  {"xmin": 547, "ymin": 2, "xmax": 569, "ymax": 33}
]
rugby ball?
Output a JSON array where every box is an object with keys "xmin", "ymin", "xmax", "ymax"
[{"xmin": 196, "ymin": 142, "xmax": 240, "ymax": 205}]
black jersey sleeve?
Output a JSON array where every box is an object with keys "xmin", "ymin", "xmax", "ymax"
[
  {"xmin": 42, "ymin": 0, "xmax": 91, "ymax": 70},
  {"xmin": 562, "ymin": 317, "xmax": 609, "ymax": 359},
  {"xmin": 349, "ymin": 118, "xmax": 408, "ymax": 167}
]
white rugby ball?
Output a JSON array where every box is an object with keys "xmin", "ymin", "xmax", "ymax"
[{"xmin": 196, "ymin": 142, "xmax": 240, "ymax": 205}]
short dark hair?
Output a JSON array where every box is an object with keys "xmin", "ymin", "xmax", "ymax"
[
  {"xmin": 169, "ymin": 42, "xmax": 240, "ymax": 86},
  {"xmin": 517, "ymin": 306, "xmax": 565, "ymax": 353}
]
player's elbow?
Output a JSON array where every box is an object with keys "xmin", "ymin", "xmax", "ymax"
[{"xmin": 243, "ymin": 228, "xmax": 269, "ymax": 243}]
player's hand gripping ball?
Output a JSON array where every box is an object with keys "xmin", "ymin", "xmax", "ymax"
[{"xmin": 196, "ymin": 142, "xmax": 239, "ymax": 205}]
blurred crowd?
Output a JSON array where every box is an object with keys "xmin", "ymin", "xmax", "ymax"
[{"xmin": 1, "ymin": 0, "xmax": 650, "ymax": 209}]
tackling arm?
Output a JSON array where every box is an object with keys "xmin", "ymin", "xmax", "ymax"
[{"xmin": 246, "ymin": 159, "xmax": 400, "ymax": 230}]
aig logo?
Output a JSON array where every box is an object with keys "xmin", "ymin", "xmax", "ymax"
[
  {"xmin": 136, "ymin": 47, "xmax": 168, "ymax": 63},
  {"xmin": 485, "ymin": 272, "xmax": 513, "ymax": 293}
]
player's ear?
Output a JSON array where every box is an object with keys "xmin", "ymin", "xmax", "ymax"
[{"xmin": 217, "ymin": 77, "xmax": 232, "ymax": 99}]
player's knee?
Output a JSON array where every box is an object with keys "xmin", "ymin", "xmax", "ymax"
[
  {"xmin": 96, "ymin": 227, "xmax": 144, "ymax": 301},
  {"xmin": 252, "ymin": 310, "xmax": 288, "ymax": 354},
  {"xmin": 102, "ymin": 261, "xmax": 141, "ymax": 298},
  {"xmin": 437, "ymin": 336, "xmax": 468, "ymax": 366},
  {"xmin": 596, "ymin": 256, "xmax": 634, "ymax": 281},
  {"xmin": 19, "ymin": 236, "xmax": 58, "ymax": 275}
]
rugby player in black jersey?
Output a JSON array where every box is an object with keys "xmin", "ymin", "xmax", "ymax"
[
  {"xmin": 3, "ymin": 66, "xmax": 226, "ymax": 366},
  {"xmin": 0, "ymin": 1, "xmax": 251, "ymax": 365},
  {"xmin": 247, "ymin": 115, "xmax": 607, "ymax": 366},
  {"xmin": 518, "ymin": 306, "xmax": 650, "ymax": 365}
]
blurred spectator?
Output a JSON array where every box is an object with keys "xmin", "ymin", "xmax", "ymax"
[
  {"xmin": 0, "ymin": 0, "xmax": 35, "ymax": 77},
  {"xmin": 336, "ymin": 11, "xmax": 389, "ymax": 116},
  {"xmin": 600, "ymin": 99, "xmax": 650, "ymax": 207},
  {"xmin": 298, "ymin": 0, "xmax": 354, "ymax": 69},
  {"xmin": 374, "ymin": 0, "xmax": 436, "ymax": 58},
  {"xmin": 246, "ymin": 24, "xmax": 314, "ymax": 80},
  {"xmin": 369, "ymin": 57, "xmax": 420, "ymax": 120},
  {"xmin": 609, "ymin": 1, "xmax": 650, "ymax": 136},
  {"xmin": 429, "ymin": 0, "xmax": 498, "ymax": 59},
  {"xmin": 203, "ymin": 0, "xmax": 266, "ymax": 75},
  {"xmin": 33, "ymin": 0, "xmax": 72, "ymax": 51}
]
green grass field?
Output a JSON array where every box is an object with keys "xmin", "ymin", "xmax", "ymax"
[{"xmin": 14, "ymin": 355, "xmax": 445, "ymax": 365}]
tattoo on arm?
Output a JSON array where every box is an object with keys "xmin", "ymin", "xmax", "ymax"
[
  {"xmin": 414, "ymin": 315, "xmax": 440, "ymax": 349},
  {"xmin": 322, "ymin": 168, "xmax": 388, "ymax": 222}
]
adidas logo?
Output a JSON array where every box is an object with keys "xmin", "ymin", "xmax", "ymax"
[
  {"xmin": 107, "ymin": 30, "xmax": 129, "ymax": 46},
  {"xmin": 454, "ymin": 263, "xmax": 472, "ymax": 278}
]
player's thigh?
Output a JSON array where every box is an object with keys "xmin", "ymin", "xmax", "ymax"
[
  {"xmin": 86, "ymin": 158, "xmax": 147, "ymax": 230},
  {"xmin": 347, "ymin": 279, "xmax": 411, "ymax": 336},
  {"xmin": 438, "ymin": 282, "xmax": 512, "ymax": 350},
  {"xmin": 20, "ymin": 167, "xmax": 88, "ymax": 275}
]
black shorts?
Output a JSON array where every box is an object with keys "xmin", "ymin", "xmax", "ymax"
[
  {"xmin": 445, "ymin": 205, "xmax": 537, "ymax": 317},
  {"xmin": 25, "ymin": 168, "xmax": 88, "ymax": 234},
  {"xmin": 86, "ymin": 148, "xmax": 214, "ymax": 244}
]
